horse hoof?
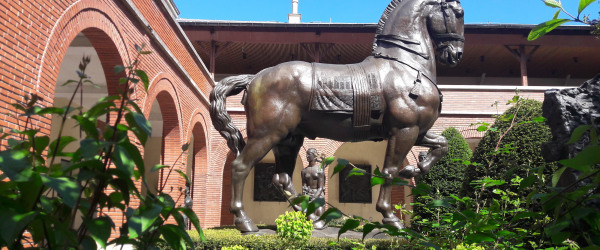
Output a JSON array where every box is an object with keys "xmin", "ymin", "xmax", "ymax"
[
  {"xmin": 382, "ymin": 217, "xmax": 405, "ymax": 230},
  {"xmin": 313, "ymin": 220, "xmax": 327, "ymax": 230},
  {"xmin": 234, "ymin": 218, "xmax": 259, "ymax": 233}
]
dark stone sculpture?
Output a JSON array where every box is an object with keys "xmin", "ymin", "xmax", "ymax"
[
  {"xmin": 301, "ymin": 148, "xmax": 327, "ymax": 229},
  {"xmin": 210, "ymin": 0, "xmax": 465, "ymax": 233},
  {"xmin": 542, "ymin": 74, "xmax": 600, "ymax": 193}
]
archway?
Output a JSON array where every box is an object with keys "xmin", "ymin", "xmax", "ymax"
[{"xmin": 189, "ymin": 121, "xmax": 208, "ymax": 225}]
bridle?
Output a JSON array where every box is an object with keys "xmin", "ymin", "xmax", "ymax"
[{"xmin": 431, "ymin": 0, "xmax": 465, "ymax": 43}]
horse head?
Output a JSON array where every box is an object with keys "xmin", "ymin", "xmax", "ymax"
[
  {"xmin": 372, "ymin": 0, "xmax": 465, "ymax": 68},
  {"xmin": 426, "ymin": 0, "xmax": 465, "ymax": 66}
]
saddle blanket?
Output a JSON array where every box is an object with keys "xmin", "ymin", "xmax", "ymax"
[{"xmin": 309, "ymin": 62, "xmax": 383, "ymax": 128}]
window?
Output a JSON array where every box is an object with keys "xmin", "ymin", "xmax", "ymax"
[{"xmin": 339, "ymin": 164, "xmax": 372, "ymax": 203}]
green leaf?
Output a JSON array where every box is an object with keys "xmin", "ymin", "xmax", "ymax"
[
  {"xmin": 319, "ymin": 208, "xmax": 343, "ymax": 224},
  {"xmin": 465, "ymin": 232, "xmax": 495, "ymax": 243},
  {"xmin": 569, "ymin": 125, "xmax": 592, "ymax": 144},
  {"xmin": 41, "ymin": 176, "xmax": 81, "ymax": 207},
  {"xmin": 519, "ymin": 175, "xmax": 537, "ymax": 191},
  {"xmin": 323, "ymin": 156, "xmax": 335, "ymax": 166},
  {"xmin": 160, "ymin": 224, "xmax": 190, "ymax": 250},
  {"xmin": 114, "ymin": 65, "xmax": 125, "ymax": 74},
  {"xmin": 49, "ymin": 136, "xmax": 77, "ymax": 157},
  {"xmin": 0, "ymin": 210, "xmax": 37, "ymax": 246},
  {"xmin": 371, "ymin": 176, "xmax": 385, "ymax": 187},
  {"xmin": 80, "ymin": 138, "xmax": 105, "ymax": 160},
  {"xmin": 141, "ymin": 203, "xmax": 163, "ymax": 233},
  {"xmin": 545, "ymin": 218, "xmax": 570, "ymax": 240},
  {"xmin": 528, "ymin": 19, "xmax": 571, "ymax": 41},
  {"xmin": 112, "ymin": 145, "xmax": 136, "ymax": 177},
  {"xmin": 132, "ymin": 112, "xmax": 152, "ymax": 136},
  {"xmin": 0, "ymin": 150, "xmax": 31, "ymax": 182},
  {"xmin": 544, "ymin": 0, "xmax": 562, "ymax": 8},
  {"xmin": 291, "ymin": 195, "xmax": 310, "ymax": 211},
  {"xmin": 338, "ymin": 219, "xmax": 360, "ymax": 240},
  {"xmin": 510, "ymin": 211, "xmax": 538, "ymax": 222},
  {"xmin": 579, "ymin": 0, "xmax": 596, "ymax": 14},
  {"xmin": 553, "ymin": 9, "xmax": 561, "ymax": 19},
  {"xmin": 306, "ymin": 198, "xmax": 325, "ymax": 217},
  {"xmin": 85, "ymin": 217, "xmax": 114, "ymax": 249},
  {"xmin": 120, "ymin": 142, "xmax": 145, "ymax": 179},
  {"xmin": 332, "ymin": 159, "xmax": 349, "ymax": 177},
  {"xmin": 175, "ymin": 169, "xmax": 191, "ymax": 185},
  {"xmin": 559, "ymin": 145, "xmax": 600, "ymax": 171},
  {"xmin": 135, "ymin": 70, "xmax": 150, "ymax": 91},
  {"xmin": 177, "ymin": 207, "xmax": 205, "ymax": 242},
  {"xmin": 151, "ymin": 164, "xmax": 169, "ymax": 172},
  {"xmin": 362, "ymin": 223, "xmax": 379, "ymax": 241},
  {"xmin": 553, "ymin": 166, "xmax": 567, "ymax": 187},
  {"xmin": 476, "ymin": 125, "xmax": 488, "ymax": 132},
  {"xmin": 532, "ymin": 116, "xmax": 547, "ymax": 123}
]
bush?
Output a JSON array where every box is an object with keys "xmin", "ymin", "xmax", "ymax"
[
  {"xmin": 189, "ymin": 228, "xmax": 410, "ymax": 249},
  {"xmin": 413, "ymin": 127, "xmax": 472, "ymax": 229},
  {"xmin": 462, "ymin": 99, "xmax": 557, "ymax": 202},
  {"xmin": 276, "ymin": 211, "xmax": 313, "ymax": 245}
]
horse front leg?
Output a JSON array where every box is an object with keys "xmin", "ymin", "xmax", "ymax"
[
  {"xmin": 377, "ymin": 126, "xmax": 420, "ymax": 230},
  {"xmin": 414, "ymin": 131, "xmax": 448, "ymax": 175}
]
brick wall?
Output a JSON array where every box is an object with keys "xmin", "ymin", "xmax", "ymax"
[{"xmin": 0, "ymin": 0, "xmax": 216, "ymax": 235}]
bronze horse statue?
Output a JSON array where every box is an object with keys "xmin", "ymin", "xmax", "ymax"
[{"xmin": 210, "ymin": 0, "xmax": 464, "ymax": 232}]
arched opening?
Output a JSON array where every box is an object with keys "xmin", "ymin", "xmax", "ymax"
[
  {"xmin": 220, "ymin": 153, "xmax": 235, "ymax": 226},
  {"xmin": 189, "ymin": 122, "xmax": 208, "ymax": 225},
  {"xmin": 50, "ymin": 28, "xmax": 125, "ymax": 230},
  {"xmin": 51, "ymin": 32, "xmax": 110, "ymax": 153},
  {"xmin": 142, "ymin": 100, "xmax": 163, "ymax": 195},
  {"xmin": 154, "ymin": 90, "xmax": 185, "ymax": 205}
]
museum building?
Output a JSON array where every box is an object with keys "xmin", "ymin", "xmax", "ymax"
[{"xmin": 1, "ymin": 0, "xmax": 599, "ymax": 232}]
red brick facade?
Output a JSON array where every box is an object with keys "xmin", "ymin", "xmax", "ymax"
[{"xmin": 0, "ymin": 0, "xmax": 217, "ymax": 231}]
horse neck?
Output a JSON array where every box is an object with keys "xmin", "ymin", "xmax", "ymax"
[{"xmin": 372, "ymin": 0, "xmax": 436, "ymax": 77}]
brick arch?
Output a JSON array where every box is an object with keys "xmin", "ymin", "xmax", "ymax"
[
  {"xmin": 186, "ymin": 113, "xmax": 211, "ymax": 227},
  {"xmin": 144, "ymin": 77, "xmax": 186, "ymax": 208},
  {"xmin": 36, "ymin": 2, "xmax": 131, "ymax": 117}
]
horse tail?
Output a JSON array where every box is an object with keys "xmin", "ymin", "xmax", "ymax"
[{"xmin": 210, "ymin": 74, "xmax": 254, "ymax": 156}]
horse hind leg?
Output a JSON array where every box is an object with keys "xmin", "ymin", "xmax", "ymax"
[
  {"xmin": 414, "ymin": 131, "xmax": 448, "ymax": 175},
  {"xmin": 377, "ymin": 126, "xmax": 420, "ymax": 230},
  {"xmin": 230, "ymin": 134, "xmax": 285, "ymax": 233},
  {"xmin": 272, "ymin": 134, "xmax": 304, "ymax": 206}
]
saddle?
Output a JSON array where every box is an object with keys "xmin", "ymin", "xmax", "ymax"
[{"xmin": 309, "ymin": 62, "xmax": 384, "ymax": 139}]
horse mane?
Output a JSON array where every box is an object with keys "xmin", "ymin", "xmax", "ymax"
[{"xmin": 373, "ymin": 0, "xmax": 404, "ymax": 51}]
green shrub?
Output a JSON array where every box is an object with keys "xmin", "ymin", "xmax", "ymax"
[
  {"xmin": 276, "ymin": 211, "xmax": 313, "ymax": 245},
  {"xmin": 462, "ymin": 99, "xmax": 557, "ymax": 202},
  {"xmin": 190, "ymin": 228, "xmax": 410, "ymax": 249},
  {"xmin": 413, "ymin": 127, "xmax": 472, "ymax": 230},
  {"xmin": 221, "ymin": 245, "xmax": 248, "ymax": 250}
]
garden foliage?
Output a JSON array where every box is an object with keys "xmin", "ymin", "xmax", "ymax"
[
  {"xmin": 461, "ymin": 98, "xmax": 557, "ymax": 207},
  {"xmin": 413, "ymin": 127, "xmax": 472, "ymax": 227},
  {"xmin": 0, "ymin": 45, "xmax": 204, "ymax": 249}
]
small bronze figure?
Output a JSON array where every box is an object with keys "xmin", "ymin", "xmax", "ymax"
[
  {"xmin": 300, "ymin": 148, "xmax": 326, "ymax": 229},
  {"xmin": 210, "ymin": 0, "xmax": 465, "ymax": 232}
]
